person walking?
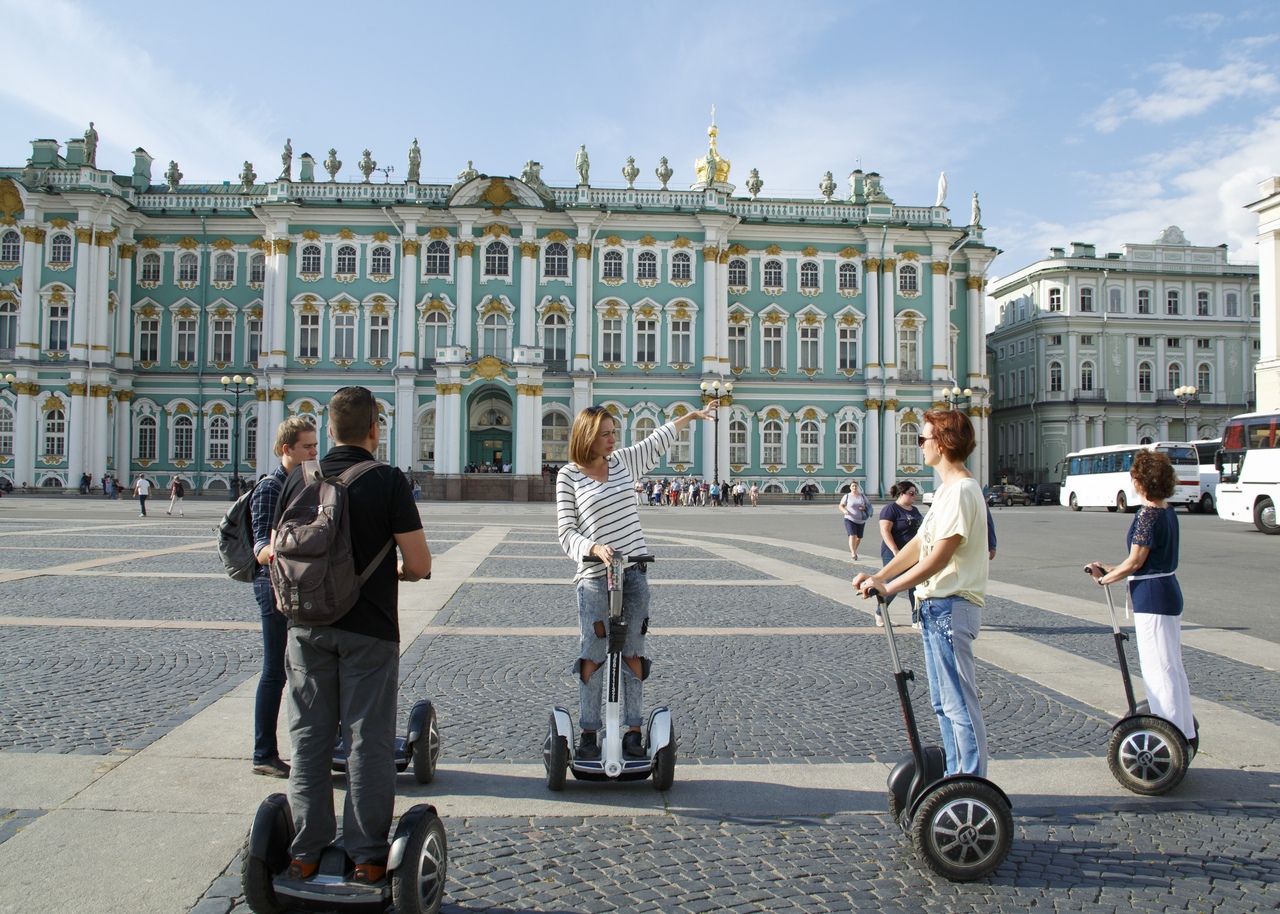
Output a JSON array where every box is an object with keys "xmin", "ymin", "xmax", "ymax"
[
  {"xmin": 750, "ymin": 482, "xmax": 759, "ymax": 507},
  {"xmin": 1086, "ymin": 450, "xmax": 1196, "ymax": 742},
  {"xmin": 855, "ymin": 408, "xmax": 991, "ymax": 777},
  {"xmin": 555, "ymin": 401, "xmax": 717, "ymax": 761},
  {"xmin": 271, "ymin": 387, "xmax": 432, "ymax": 885},
  {"xmin": 839, "ymin": 481, "xmax": 872, "ymax": 561},
  {"xmin": 247, "ymin": 417, "xmax": 318, "ymax": 778},
  {"xmin": 875, "ymin": 481, "xmax": 923, "ymax": 626},
  {"xmin": 133, "ymin": 474, "xmax": 152, "ymax": 517},
  {"xmin": 166, "ymin": 477, "xmax": 186, "ymax": 516}
]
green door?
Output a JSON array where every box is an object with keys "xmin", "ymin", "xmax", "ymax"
[{"xmin": 468, "ymin": 430, "xmax": 512, "ymax": 469}]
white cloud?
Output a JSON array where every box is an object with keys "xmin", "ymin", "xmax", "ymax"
[
  {"xmin": 0, "ymin": 0, "xmax": 277, "ymax": 181},
  {"xmin": 1169, "ymin": 12, "xmax": 1227, "ymax": 33}
]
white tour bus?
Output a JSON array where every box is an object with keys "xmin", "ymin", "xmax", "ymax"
[
  {"xmin": 1060, "ymin": 442, "xmax": 1200, "ymax": 513},
  {"xmin": 1192, "ymin": 438, "xmax": 1222, "ymax": 515},
  {"xmin": 1214, "ymin": 411, "xmax": 1280, "ymax": 535}
]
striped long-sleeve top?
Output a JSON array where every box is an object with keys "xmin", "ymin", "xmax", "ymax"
[{"xmin": 556, "ymin": 422, "xmax": 677, "ymax": 581}]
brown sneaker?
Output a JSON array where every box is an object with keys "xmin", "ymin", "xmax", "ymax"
[
  {"xmin": 284, "ymin": 859, "xmax": 318, "ymax": 880},
  {"xmin": 352, "ymin": 863, "xmax": 387, "ymax": 885},
  {"xmin": 252, "ymin": 758, "xmax": 291, "ymax": 778}
]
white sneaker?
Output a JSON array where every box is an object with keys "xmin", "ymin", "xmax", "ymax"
[
  {"xmin": 875, "ymin": 616, "xmax": 885, "ymax": 627},
  {"xmin": 912, "ymin": 621, "xmax": 922, "ymax": 630}
]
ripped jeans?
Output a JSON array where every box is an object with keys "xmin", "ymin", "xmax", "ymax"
[
  {"xmin": 575, "ymin": 567, "xmax": 650, "ymax": 731},
  {"xmin": 919, "ymin": 595, "xmax": 987, "ymax": 778}
]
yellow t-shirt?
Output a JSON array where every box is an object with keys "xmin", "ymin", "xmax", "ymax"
[{"xmin": 915, "ymin": 476, "xmax": 988, "ymax": 607}]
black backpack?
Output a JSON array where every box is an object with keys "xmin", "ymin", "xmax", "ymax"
[{"xmin": 217, "ymin": 481, "xmax": 260, "ymax": 583}]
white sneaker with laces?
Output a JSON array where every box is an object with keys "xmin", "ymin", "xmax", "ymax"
[{"xmin": 875, "ymin": 615, "xmax": 885, "ymax": 627}]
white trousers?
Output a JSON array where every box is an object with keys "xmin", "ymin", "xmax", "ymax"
[{"xmin": 1134, "ymin": 612, "xmax": 1196, "ymax": 740}]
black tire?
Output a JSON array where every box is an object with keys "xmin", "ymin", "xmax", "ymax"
[
  {"xmin": 543, "ymin": 715, "xmax": 568, "ymax": 792},
  {"xmin": 887, "ymin": 789, "xmax": 903, "ymax": 824},
  {"xmin": 1115, "ymin": 492, "xmax": 1127, "ymax": 513},
  {"xmin": 413, "ymin": 704, "xmax": 440, "ymax": 785},
  {"xmin": 391, "ymin": 811, "xmax": 448, "ymax": 914},
  {"xmin": 1070, "ymin": 492, "xmax": 1081, "ymax": 512},
  {"xmin": 1255, "ymin": 496, "xmax": 1279, "ymax": 535},
  {"xmin": 241, "ymin": 794, "xmax": 293, "ymax": 914},
  {"xmin": 651, "ymin": 732, "xmax": 676, "ymax": 791},
  {"xmin": 1200, "ymin": 493, "xmax": 1215, "ymax": 515},
  {"xmin": 241, "ymin": 842, "xmax": 286, "ymax": 914},
  {"xmin": 910, "ymin": 780, "xmax": 1013, "ymax": 882},
  {"xmin": 1107, "ymin": 716, "xmax": 1188, "ymax": 795}
]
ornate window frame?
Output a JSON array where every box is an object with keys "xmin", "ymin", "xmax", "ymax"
[
  {"xmin": 139, "ymin": 250, "xmax": 162, "ymax": 286},
  {"xmin": 631, "ymin": 299, "xmax": 661, "ymax": 370},
  {"xmin": 291, "ymin": 293, "xmax": 325, "ymax": 367},
  {"xmin": 167, "ymin": 399, "xmax": 198, "ymax": 466},
  {"xmin": 757, "ymin": 405, "xmax": 791, "ymax": 471},
  {"xmin": 417, "ymin": 294, "xmax": 455, "ymax": 366},
  {"xmin": 475, "ymin": 294, "xmax": 515, "ymax": 359},
  {"xmin": 168, "ymin": 299, "xmax": 200, "ymax": 368},
  {"xmin": 668, "ymin": 250, "xmax": 694, "ymax": 287},
  {"xmin": 727, "ymin": 305, "xmax": 754, "ymax": 375},
  {"xmin": 795, "ymin": 305, "xmax": 826, "ymax": 375},
  {"xmin": 333, "ymin": 242, "xmax": 360, "ymax": 282},
  {"xmin": 298, "ymin": 241, "xmax": 324, "ymax": 280},
  {"xmin": 212, "ymin": 251, "xmax": 236, "ymax": 287},
  {"xmin": 328, "ymin": 294, "xmax": 361, "ymax": 365},
  {"xmin": 595, "ymin": 298, "xmax": 628, "ymax": 369},
  {"xmin": 366, "ymin": 237, "xmax": 395, "ymax": 282},
  {"xmin": 795, "ymin": 406, "xmax": 828, "ymax": 472},
  {"xmin": 363, "ymin": 293, "xmax": 393, "ymax": 366},
  {"xmin": 420, "ymin": 231, "xmax": 455, "ymax": 281},
  {"xmin": 47, "ymin": 232, "xmax": 74, "ymax": 270},
  {"xmin": 480, "ymin": 238, "xmax": 512, "ymax": 283},
  {"xmin": 535, "ymin": 296, "xmax": 574, "ymax": 365},
  {"xmin": 133, "ymin": 399, "xmax": 160, "ymax": 464},
  {"xmin": 664, "ymin": 298, "xmax": 699, "ymax": 370},
  {"xmin": 0, "ymin": 229, "xmax": 20, "ymax": 268},
  {"xmin": 798, "ymin": 260, "xmax": 822, "ymax": 295},
  {"xmin": 834, "ymin": 404, "xmax": 865, "ymax": 473},
  {"xmin": 206, "ymin": 298, "xmax": 239, "ymax": 369},
  {"xmin": 896, "ymin": 254, "xmax": 921, "ymax": 299},
  {"xmin": 176, "ymin": 251, "xmax": 200, "ymax": 287},
  {"xmin": 727, "ymin": 404, "xmax": 752, "ymax": 472},
  {"xmin": 661, "ymin": 401, "xmax": 696, "ymax": 470},
  {"xmin": 244, "ymin": 300, "xmax": 264, "ymax": 367},
  {"xmin": 761, "ymin": 256, "xmax": 786, "ymax": 294},
  {"xmin": 599, "ymin": 237, "xmax": 626, "ymax": 286},
  {"xmin": 540, "ymin": 403, "xmax": 572, "ymax": 465},
  {"xmin": 834, "ymin": 306, "xmax": 863, "ymax": 376},
  {"xmin": 132, "ymin": 299, "xmax": 162, "ymax": 367},
  {"xmin": 727, "ymin": 257, "xmax": 749, "ymax": 293},
  {"xmin": 759, "ymin": 305, "xmax": 789, "ymax": 374},
  {"xmin": 894, "ymin": 309, "xmax": 927, "ymax": 378},
  {"xmin": 540, "ymin": 235, "xmax": 572, "ymax": 284}
]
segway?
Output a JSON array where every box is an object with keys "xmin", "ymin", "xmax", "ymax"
[
  {"xmin": 1084, "ymin": 566, "xmax": 1198, "ymax": 795},
  {"xmin": 874, "ymin": 590, "xmax": 1013, "ymax": 881},
  {"xmin": 242, "ymin": 793, "xmax": 446, "ymax": 914},
  {"xmin": 333, "ymin": 698, "xmax": 440, "ymax": 784},
  {"xmin": 544, "ymin": 554, "xmax": 676, "ymax": 790}
]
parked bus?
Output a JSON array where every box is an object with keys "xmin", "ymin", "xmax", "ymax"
[
  {"xmin": 1060, "ymin": 442, "xmax": 1200, "ymax": 513},
  {"xmin": 1193, "ymin": 438, "xmax": 1222, "ymax": 514},
  {"xmin": 1215, "ymin": 411, "xmax": 1280, "ymax": 534}
]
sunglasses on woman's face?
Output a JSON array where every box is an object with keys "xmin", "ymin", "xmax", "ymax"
[{"xmin": 917, "ymin": 436, "xmax": 934, "ymax": 447}]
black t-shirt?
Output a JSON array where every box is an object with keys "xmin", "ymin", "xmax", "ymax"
[{"xmin": 274, "ymin": 446, "xmax": 423, "ymax": 642}]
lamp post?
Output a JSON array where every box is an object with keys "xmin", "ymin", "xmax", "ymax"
[
  {"xmin": 941, "ymin": 385, "xmax": 972, "ymax": 408},
  {"xmin": 221, "ymin": 373, "xmax": 255, "ymax": 500},
  {"xmin": 1174, "ymin": 385, "xmax": 1197, "ymax": 438},
  {"xmin": 699, "ymin": 379, "xmax": 733, "ymax": 489}
]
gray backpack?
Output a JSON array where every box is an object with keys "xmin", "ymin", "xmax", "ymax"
[{"xmin": 269, "ymin": 459, "xmax": 392, "ymax": 626}]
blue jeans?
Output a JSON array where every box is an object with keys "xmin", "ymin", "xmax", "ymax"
[
  {"xmin": 919, "ymin": 595, "xmax": 987, "ymax": 777},
  {"xmin": 879, "ymin": 544, "xmax": 917, "ymax": 623},
  {"xmin": 253, "ymin": 574, "xmax": 288, "ymax": 765},
  {"xmin": 575, "ymin": 567, "xmax": 650, "ymax": 730}
]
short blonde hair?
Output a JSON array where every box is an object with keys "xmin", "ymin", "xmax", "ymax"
[
  {"xmin": 273, "ymin": 416, "xmax": 317, "ymax": 457},
  {"xmin": 569, "ymin": 406, "xmax": 613, "ymax": 467}
]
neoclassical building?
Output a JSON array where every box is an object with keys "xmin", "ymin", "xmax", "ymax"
[
  {"xmin": 988, "ymin": 229, "xmax": 1260, "ymax": 487},
  {"xmin": 0, "ymin": 122, "xmax": 995, "ymax": 498}
]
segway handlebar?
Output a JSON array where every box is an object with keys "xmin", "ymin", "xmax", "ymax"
[
  {"xmin": 1083, "ymin": 564, "xmax": 1123, "ymax": 634},
  {"xmin": 583, "ymin": 553, "xmax": 656, "ymax": 565}
]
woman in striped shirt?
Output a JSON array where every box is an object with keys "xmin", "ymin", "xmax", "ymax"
[{"xmin": 556, "ymin": 402, "xmax": 717, "ymax": 761}]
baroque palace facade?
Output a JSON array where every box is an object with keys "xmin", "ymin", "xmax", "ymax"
[
  {"xmin": 0, "ymin": 122, "xmax": 995, "ymax": 498},
  {"xmin": 988, "ymin": 229, "xmax": 1260, "ymax": 488}
]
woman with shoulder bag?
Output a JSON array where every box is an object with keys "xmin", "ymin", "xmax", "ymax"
[{"xmin": 838, "ymin": 481, "xmax": 872, "ymax": 561}]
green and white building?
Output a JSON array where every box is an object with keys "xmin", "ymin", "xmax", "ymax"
[{"xmin": 0, "ymin": 122, "xmax": 995, "ymax": 498}]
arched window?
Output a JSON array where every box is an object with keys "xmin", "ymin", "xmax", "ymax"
[
  {"xmin": 1048, "ymin": 288, "xmax": 1062, "ymax": 312},
  {"xmin": 1137, "ymin": 289, "xmax": 1152, "ymax": 314},
  {"xmin": 0, "ymin": 231, "xmax": 20, "ymax": 263},
  {"xmin": 1108, "ymin": 288, "xmax": 1123, "ymax": 312},
  {"xmin": 141, "ymin": 252, "xmax": 161, "ymax": 282},
  {"xmin": 1167, "ymin": 362, "xmax": 1182, "ymax": 390},
  {"xmin": 800, "ymin": 262, "xmax": 819, "ymax": 289},
  {"xmin": 481, "ymin": 312, "xmax": 508, "ymax": 358},
  {"xmin": 671, "ymin": 251, "xmax": 691, "ymax": 281},
  {"xmin": 208, "ymin": 415, "xmax": 230, "ymax": 462},
  {"xmin": 671, "ymin": 423, "xmax": 692, "ymax": 465},
  {"xmin": 763, "ymin": 260, "xmax": 783, "ymax": 287},
  {"xmin": 333, "ymin": 311, "xmax": 356, "ymax": 360},
  {"xmin": 1197, "ymin": 290, "xmax": 1210, "ymax": 316},
  {"xmin": 729, "ymin": 419, "xmax": 747, "ymax": 466},
  {"xmin": 301, "ymin": 244, "xmax": 321, "ymax": 274},
  {"xmin": 838, "ymin": 263, "xmax": 857, "ymax": 292},
  {"xmin": 50, "ymin": 234, "xmax": 72, "ymax": 264},
  {"xmin": 0, "ymin": 404, "xmax": 13, "ymax": 455},
  {"xmin": 1225, "ymin": 292, "xmax": 1239, "ymax": 317},
  {"xmin": 369, "ymin": 311, "xmax": 390, "ymax": 361},
  {"xmin": 542, "ymin": 312, "xmax": 568, "ymax": 362},
  {"xmin": 214, "ymin": 253, "xmax": 235, "ymax": 283},
  {"xmin": 418, "ymin": 410, "xmax": 435, "ymax": 462},
  {"xmin": 422, "ymin": 311, "xmax": 448, "ymax": 364},
  {"xmin": 1197, "ymin": 363, "xmax": 1212, "ymax": 392},
  {"xmin": 48, "ymin": 302, "xmax": 70, "ymax": 351},
  {"xmin": 544, "ymin": 242, "xmax": 569, "ymax": 278},
  {"xmin": 898, "ymin": 322, "xmax": 919, "ymax": 372},
  {"xmin": 1049, "ymin": 361, "xmax": 1063, "ymax": 392},
  {"xmin": 178, "ymin": 252, "xmax": 198, "ymax": 283},
  {"xmin": 838, "ymin": 421, "xmax": 858, "ymax": 466},
  {"xmin": 602, "ymin": 250, "xmax": 623, "ymax": 280},
  {"xmin": 42, "ymin": 408, "xmax": 65, "ymax": 456},
  {"xmin": 375, "ymin": 415, "xmax": 389, "ymax": 463},
  {"xmin": 484, "ymin": 242, "xmax": 509, "ymax": 277},
  {"xmin": 762, "ymin": 419, "xmax": 783, "ymax": 465},
  {"xmin": 898, "ymin": 421, "xmax": 920, "ymax": 468},
  {"xmin": 728, "ymin": 259, "xmax": 747, "ymax": 287},
  {"xmin": 0, "ymin": 299, "xmax": 17, "ymax": 351},
  {"xmin": 244, "ymin": 415, "xmax": 257, "ymax": 463},
  {"xmin": 637, "ymin": 251, "xmax": 657, "ymax": 280},
  {"xmin": 250, "ymin": 253, "xmax": 265, "ymax": 284},
  {"xmin": 336, "ymin": 245, "xmax": 357, "ymax": 276},
  {"xmin": 898, "ymin": 263, "xmax": 918, "ymax": 293},
  {"xmin": 173, "ymin": 415, "xmax": 194, "ymax": 461},
  {"xmin": 542, "ymin": 411, "xmax": 569, "ymax": 463},
  {"xmin": 1138, "ymin": 361, "xmax": 1152, "ymax": 393},
  {"xmin": 632, "ymin": 416, "xmax": 656, "ymax": 445},
  {"xmin": 371, "ymin": 245, "xmax": 392, "ymax": 276},
  {"xmin": 136, "ymin": 415, "xmax": 157, "ymax": 461},
  {"xmin": 1080, "ymin": 361, "xmax": 1094, "ymax": 391},
  {"xmin": 1166, "ymin": 289, "xmax": 1180, "ymax": 315},
  {"xmin": 799, "ymin": 419, "xmax": 819, "ymax": 465},
  {"xmin": 423, "ymin": 240, "xmax": 450, "ymax": 276}
]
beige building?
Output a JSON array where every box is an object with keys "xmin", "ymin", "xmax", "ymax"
[{"xmin": 1247, "ymin": 176, "xmax": 1280, "ymax": 412}]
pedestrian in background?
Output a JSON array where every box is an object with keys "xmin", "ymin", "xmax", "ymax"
[
  {"xmin": 166, "ymin": 477, "xmax": 186, "ymax": 516},
  {"xmin": 133, "ymin": 474, "xmax": 152, "ymax": 517},
  {"xmin": 876, "ymin": 481, "xmax": 923, "ymax": 627},
  {"xmin": 839, "ymin": 481, "xmax": 871, "ymax": 561}
]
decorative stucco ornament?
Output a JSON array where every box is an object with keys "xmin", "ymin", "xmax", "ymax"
[
  {"xmin": 622, "ymin": 156, "xmax": 639, "ymax": 189},
  {"xmin": 407, "ymin": 139, "xmax": 421, "ymax": 183},
  {"xmin": 165, "ymin": 161, "xmax": 183, "ymax": 192},
  {"xmin": 358, "ymin": 150, "xmax": 376, "ymax": 183},
  {"xmin": 324, "ymin": 149, "xmax": 342, "ymax": 182},
  {"xmin": 240, "ymin": 161, "xmax": 257, "ymax": 188},
  {"xmin": 746, "ymin": 168, "xmax": 763, "ymax": 199},
  {"xmin": 819, "ymin": 171, "xmax": 837, "ymax": 202},
  {"xmin": 655, "ymin": 157, "xmax": 673, "ymax": 190}
]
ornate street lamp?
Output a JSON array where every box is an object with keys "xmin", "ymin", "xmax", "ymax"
[
  {"xmin": 941, "ymin": 385, "xmax": 972, "ymax": 407},
  {"xmin": 699, "ymin": 379, "xmax": 733, "ymax": 488},
  {"xmin": 1174, "ymin": 385, "xmax": 1197, "ymax": 438},
  {"xmin": 221, "ymin": 373, "xmax": 255, "ymax": 500}
]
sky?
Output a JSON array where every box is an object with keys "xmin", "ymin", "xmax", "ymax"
[{"xmin": 2, "ymin": 0, "xmax": 1278, "ymax": 306}]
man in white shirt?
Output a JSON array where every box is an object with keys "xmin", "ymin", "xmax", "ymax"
[{"xmin": 133, "ymin": 475, "xmax": 153, "ymax": 517}]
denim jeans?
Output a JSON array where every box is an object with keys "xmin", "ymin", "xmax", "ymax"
[
  {"xmin": 878, "ymin": 544, "xmax": 917, "ymax": 623},
  {"xmin": 575, "ymin": 567, "xmax": 650, "ymax": 731},
  {"xmin": 919, "ymin": 595, "xmax": 987, "ymax": 777},
  {"xmin": 253, "ymin": 574, "xmax": 288, "ymax": 765}
]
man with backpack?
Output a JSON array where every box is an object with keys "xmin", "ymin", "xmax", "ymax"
[{"xmin": 268, "ymin": 386, "xmax": 432, "ymax": 886}]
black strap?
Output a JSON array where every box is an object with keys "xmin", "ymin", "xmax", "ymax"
[{"xmin": 337, "ymin": 461, "xmax": 394, "ymax": 584}]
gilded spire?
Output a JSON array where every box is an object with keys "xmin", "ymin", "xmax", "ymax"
[{"xmin": 695, "ymin": 105, "xmax": 731, "ymax": 186}]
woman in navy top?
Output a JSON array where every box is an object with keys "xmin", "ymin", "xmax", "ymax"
[
  {"xmin": 877, "ymin": 481, "xmax": 924, "ymax": 627},
  {"xmin": 1087, "ymin": 450, "xmax": 1195, "ymax": 740}
]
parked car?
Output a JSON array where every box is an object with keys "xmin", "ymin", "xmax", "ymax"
[
  {"xmin": 987, "ymin": 484, "xmax": 1032, "ymax": 507},
  {"xmin": 1033, "ymin": 482, "xmax": 1060, "ymax": 505}
]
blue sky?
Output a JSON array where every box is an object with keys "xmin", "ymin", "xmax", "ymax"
[{"xmin": 3, "ymin": 0, "xmax": 1278, "ymax": 292}]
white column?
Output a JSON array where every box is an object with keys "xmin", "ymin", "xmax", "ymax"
[
  {"xmin": 394, "ymin": 377, "xmax": 415, "ymax": 470},
  {"xmin": 1156, "ymin": 337, "xmax": 1167, "ymax": 396},
  {"xmin": 930, "ymin": 261, "xmax": 949, "ymax": 381},
  {"xmin": 1215, "ymin": 336, "xmax": 1226, "ymax": 405},
  {"xmin": 1126, "ymin": 416, "xmax": 1139, "ymax": 444},
  {"xmin": 717, "ymin": 252, "xmax": 731, "ymax": 371},
  {"xmin": 1157, "ymin": 416, "xmax": 1170, "ymax": 440},
  {"xmin": 90, "ymin": 237, "xmax": 112, "ymax": 360},
  {"xmin": 269, "ymin": 240, "xmax": 290, "ymax": 369},
  {"xmin": 966, "ymin": 276, "xmax": 983, "ymax": 387},
  {"xmin": 1067, "ymin": 332, "xmax": 1079, "ymax": 394},
  {"xmin": 701, "ymin": 396, "xmax": 716, "ymax": 479},
  {"xmin": 882, "ymin": 399, "xmax": 899, "ymax": 490},
  {"xmin": 67, "ymin": 382, "xmax": 87, "ymax": 489},
  {"xmin": 455, "ymin": 240, "xmax": 475, "ymax": 353},
  {"xmin": 115, "ymin": 242, "xmax": 135, "ymax": 368},
  {"xmin": 574, "ymin": 243, "xmax": 592, "ymax": 370},
  {"xmin": 881, "ymin": 261, "xmax": 897, "ymax": 380},
  {"xmin": 1093, "ymin": 415, "xmax": 1106, "ymax": 448},
  {"xmin": 90, "ymin": 386, "xmax": 110, "ymax": 483},
  {"xmin": 701, "ymin": 246, "xmax": 719, "ymax": 373},
  {"xmin": 114, "ymin": 391, "xmax": 133, "ymax": 482},
  {"xmin": 436, "ymin": 384, "xmax": 463, "ymax": 475},
  {"xmin": 14, "ymin": 383, "xmax": 37, "ymax": 489},
  {"xmin": 398, "ymin": 239, "xmax": 419, "ymax": 369},
  {"xmin": 518, "ymin": 242, "xmax": 537, "ymax": 348},
  {"xmin": 863, "ymin": 260, "xmax": 880, "ymax": 379},
  {"xmin": 515, "ymin": 384, "xmax": 544, "ymax": 476},
  {"xmin": 70, "ymin": 230, "xmax": 93, "ymax": 361},
  {"xmin": 18, "ymin": 228, "xmax": 43, "ymax": 359},
  {"xmin": 967, "ymin": 407, "xmax": 982, "ymax": 479},
  {"xmin": 863, "ymin": 401, "xmax": 881, "ymax": 497},
  {"xmin": 252, "ymin": 392, "xmax": 269, "ymax": 474},
  {"xmin": 266, "ymin": 391, "xmax": 286, "ymax": 473},
  {"xmin": 1125, "ymin": 334, "xmax": 1137, "ymax": 401}
]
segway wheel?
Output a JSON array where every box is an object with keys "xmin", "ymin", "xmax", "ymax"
[
  {"xmin": 1108, "ymin": 716, "xmax": 1188, "ymax": 795},
  {"xmin": 413, "ymin": 703, "xmax": 440, "ymax": 785},
  {"xmin": 887, "ymin": 789, "xmax": 903, "ymax": 825},
  {"xmin": 241, "ymin": 793, "xmax": 294, "ymax": 914},
  {"xmin": 544, "ymin": 714, "xmax": 568, "ymax": 792},
  {"xmin": 911, "ymin": 780, "xmax": 1013, "ymax": 882},
  {"xmin": 651, "ymin": 733, "xmax": 676, "ymax": 791},
  {"xmin": 391, "ymin": 810, "xmax": 448, "ymax": 914}
]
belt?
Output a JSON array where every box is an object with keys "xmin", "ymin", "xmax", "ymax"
[{"xmin": 1125, "ymin": 571, "xmax": 1175, "ymax": 618}]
